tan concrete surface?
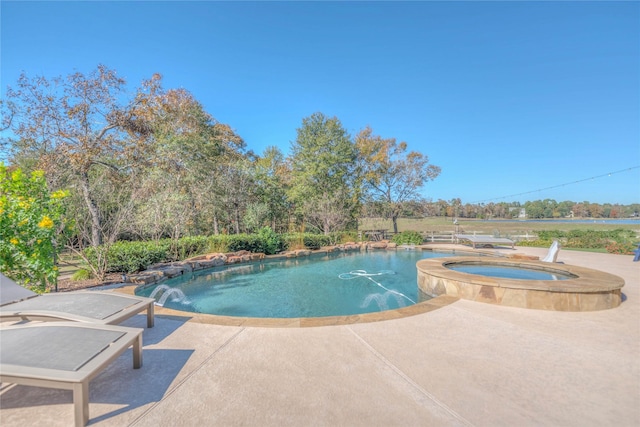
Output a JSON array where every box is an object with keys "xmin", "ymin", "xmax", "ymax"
[{"xmin": 1, "ymin": 247, "xmax": 639, "ymax": 426}]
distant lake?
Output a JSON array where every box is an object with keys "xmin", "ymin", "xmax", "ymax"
[{"xmin": 477, "ymin": 219, "xmax": 640, "ymax": 225}]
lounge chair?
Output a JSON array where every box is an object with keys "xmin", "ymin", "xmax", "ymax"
[
  {"xmin": 455, "ymin": 234, "xmax": 515, "ymax": 249},
  {"xmin": 541, "ymin": 240, "xmax": 561, "ymax": 263},
  {"xmin": 0, "ymin": 273, "xmax": 154, "ymax": 327},
  {"xmin": 0, "ymin": 321, "xmax": 143, "ymax": 427}
]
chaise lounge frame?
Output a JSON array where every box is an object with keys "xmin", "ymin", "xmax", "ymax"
[
  {"xmin": 0, "ymin": 321, "xmax": 143, "ymax": 427},
  {"xmin": 455, "ymin": 234, "xmax": 515, "ymax": 249},
  {"xmin": 0, "ymin": 273, "xmax": 154, "ymax": 328}
]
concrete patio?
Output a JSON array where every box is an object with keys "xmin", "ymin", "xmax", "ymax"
[{"xmin": 1, "ymin": 246, "xmax": 639, "ymax": 426}]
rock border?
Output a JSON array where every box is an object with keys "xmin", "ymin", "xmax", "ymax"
[{"xmin": 127, "ymin": 241, "xmax": 400, "ymax": 287}]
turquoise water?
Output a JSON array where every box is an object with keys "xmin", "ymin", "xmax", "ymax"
[
  {"xmin": 449, "ymin": 265, "xmax": 574, "ymax": 280},
  {"xmin": 136, "ymin": 250, "xmax": 455, "ymax": 318}
]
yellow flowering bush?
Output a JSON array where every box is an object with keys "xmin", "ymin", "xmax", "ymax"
[
  {"xmin": 0, "ymin": 164, "xmax": 67, "ymax": 293},
  {"xmin": 38, "ymin": 216, "xmax": 54, "ymax": 229}
]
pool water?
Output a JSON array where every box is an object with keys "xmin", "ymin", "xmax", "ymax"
[
  {"xmin": 448, "ymin": 265, "xmax": 574, "ymax": 280},
  {"xmin": 136, "ymin": 250, "xmax": 455, "ymax": 318}
]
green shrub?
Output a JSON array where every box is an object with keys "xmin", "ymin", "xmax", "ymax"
[
  {"xmin": 336, "ymin": 231, "xmax": 359, "ymax": 243},
  {"xmin": 71, "ymin": 269, "xmax": 92, "ymax": 281},
  {"xmin": 606, "ymin": 241, "xmax": 638, "ymax": 255},
  {"xmin": 83, "ymin": 230, "xmax": 357, "ymax": 274},
  {"xmin": 516, "ymin": 238, "xmax": 555, "ymax": 248},
  {"xmin": 518, "ymin": 229, "xmax": 636, "ymax": 250},
  {"xmin": 166, "ymin": 236, "xmax": 210, "ymax": 261},
  {"xmin": 303, "ymin": 234, "xmax": 332, "ymax": 250},
  {"xmin": 258, "ymin": 227, "xmax": 287, "ymax": 255},
  {"xmin": 283, "ymin": 233, "xmax": 306, "ymax": 250},
  {"xmin": 226, "ymin": 233, "xmax": 264, "ymax": 253},
  {"xmin": 283, "ymin": 233, "xmax": 333, "ymax": 250},
  {"xmin": 207, "ymin": 235, "xmax": 230, "ymax": 253},
  {"xmin": 85, "ymin": 241, "xmax": 168, "ymax": 274},
  {"xmin": 392, "ymin": 231, "xmax": 424, "ymax": 245},
  {"xmin": 537, "ymin": 230, "xmax": 565, "ymax": 240}
]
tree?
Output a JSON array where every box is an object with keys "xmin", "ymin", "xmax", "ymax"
[
  {"xmin": 0, "ymin": 164, "xmax": 67, "ymax": 292},
  {"xmin": 288, "ymin": 113, "xmax": 358, "ymax": 234},
  {"xmin": 133, "ymin": 88, "xmax": 246, "ymax": 238},
  {"xmin": 355, "ymin": 126, "xmax": 440, "ymax": 233},
  {"xmin": 2, "ymin": 65, "xmax": 246, "ymax": 251},
  {"xmin": 524, "ymin": 200, "xmax": 545, "ymax": 219},
  {"xmin": 252, "ymin": 146, "xmax": 290, "ymax": 232},
  {"xmin": 303, "ymin": 189, "xmax": 353, "ymax": 234},
  {"xmin": 2, "ymin": 65, "xmax": 163, "ymax": 247},
  {"xmin": 218, "ymin": 158, "xmax": 256, "ymax": 234},
  {"xmin": 130, "ymin": 170, "xmax": 192, "ymax": 241},
  {"xmin": 572, "ymin": 202, "xmax": 590, "ymax": 218},
  {"xmin": 588, "ymin": 202, "xmax": 604, "ymax": 218}
]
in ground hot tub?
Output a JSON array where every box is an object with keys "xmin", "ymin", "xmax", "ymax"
[{"xmin": 416, "ymin": 257, "xmax": 624, "ymax": 311}]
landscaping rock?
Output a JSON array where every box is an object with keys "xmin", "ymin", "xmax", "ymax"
[
  {"xmin": 205, "ymin": 253, "xmax": 227, "ymax": 262},
  {"xmin": 190, "ymin": 258, "xmax": 225, "ymax": 270},
  {"xmin": 129, "ymin": 272, "xmax": 163, "ymax": 285},
  {"xmin": 130, "ymin": 245, "xmax": 409, "ymax": 291},
  {"xmin": 146, "ymin": 262, "xmax": 193, "ymax": 278},
  {"xmin": 369, "ymin": 242, "xmax": 388, "ymax": 249}
]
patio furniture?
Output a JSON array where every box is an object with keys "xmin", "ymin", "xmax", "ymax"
[
  {"xmin": 541, "ymin": 240, "xmax": 561, "ymax": 263},
  {"xmin": 455, "ymin": 234, "xmax": 515, "ymax": 249},
  {"xmin": 0, "ymin": 321, "xmax": 143, "ymax": 427},
  {"xmin": 0, "ymin": 273, "xmax": 154, "ymax": 328},
  {"xmin": 362, "ymin": 229, "xmax": 388, "ymax": 241}
]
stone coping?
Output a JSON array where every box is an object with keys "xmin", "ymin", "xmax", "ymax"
[
  {"xmin": 417, "ymin": 256, "xmax": 625, "ymax": 311},
  {"xmin": 417, "ymin": 256, "xmax": 625, "ymax": 293},
  {"xmin": 117, "ymin": 283, "xmax": 459, "ymax": 327}
]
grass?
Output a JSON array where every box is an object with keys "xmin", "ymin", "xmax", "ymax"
[
  {"xmin": 57, "ymin": 252, "xmax": 86, "ymax": 280},
  {"xmin": 563, "ymin": 247, "xmax": 609, "ymax": 254},
  {"xmin": 359, "ymin": 217, "xmax": 640, "ymax": 236},
  {"xmin": 359, "ymin": 217, "xmax": 640, "ymax": 253}
]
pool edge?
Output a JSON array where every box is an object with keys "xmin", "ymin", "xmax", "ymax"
[{"xmin": 116, "ymin": 284, "xmax": 460, "ymax": 327}]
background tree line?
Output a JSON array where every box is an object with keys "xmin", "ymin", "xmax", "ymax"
[
  {"xmin": 385, "ymin": 198, "xmax": 640, "ymax": 220},
  {"xmin": 1, "ymin": 65, "xmax": 440, "ymax": 255}
]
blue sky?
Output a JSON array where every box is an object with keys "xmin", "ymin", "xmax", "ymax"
[{"xmin": 2, "ymin": 1, "xmax": 638, "ymax": 205}]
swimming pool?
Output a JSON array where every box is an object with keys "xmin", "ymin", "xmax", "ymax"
[{"xmin": 136, "ymin": 250, "xmax": 456, "ymax": 318}]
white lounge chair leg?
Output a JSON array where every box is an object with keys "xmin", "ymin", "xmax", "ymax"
[
  {"xmin": 133, "ymin": 335, "xmax": 143, "ymax": 369},
  {"xmin": 73, "ymin": 381, "xmax": 89, "ymax": 427}
]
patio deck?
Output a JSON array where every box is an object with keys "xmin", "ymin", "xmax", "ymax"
[{"xmin": 1, "ymin": 247, "xmax": 639, "ymax": 426}]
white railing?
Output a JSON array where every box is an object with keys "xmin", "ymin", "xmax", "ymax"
[
  {"xmin": 420, "ymin": 231, "xmax": 538, "ymax": 243},
  {"xmin": 375, "ymin": 231, "xmax": 539, "ymax": 243}
]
